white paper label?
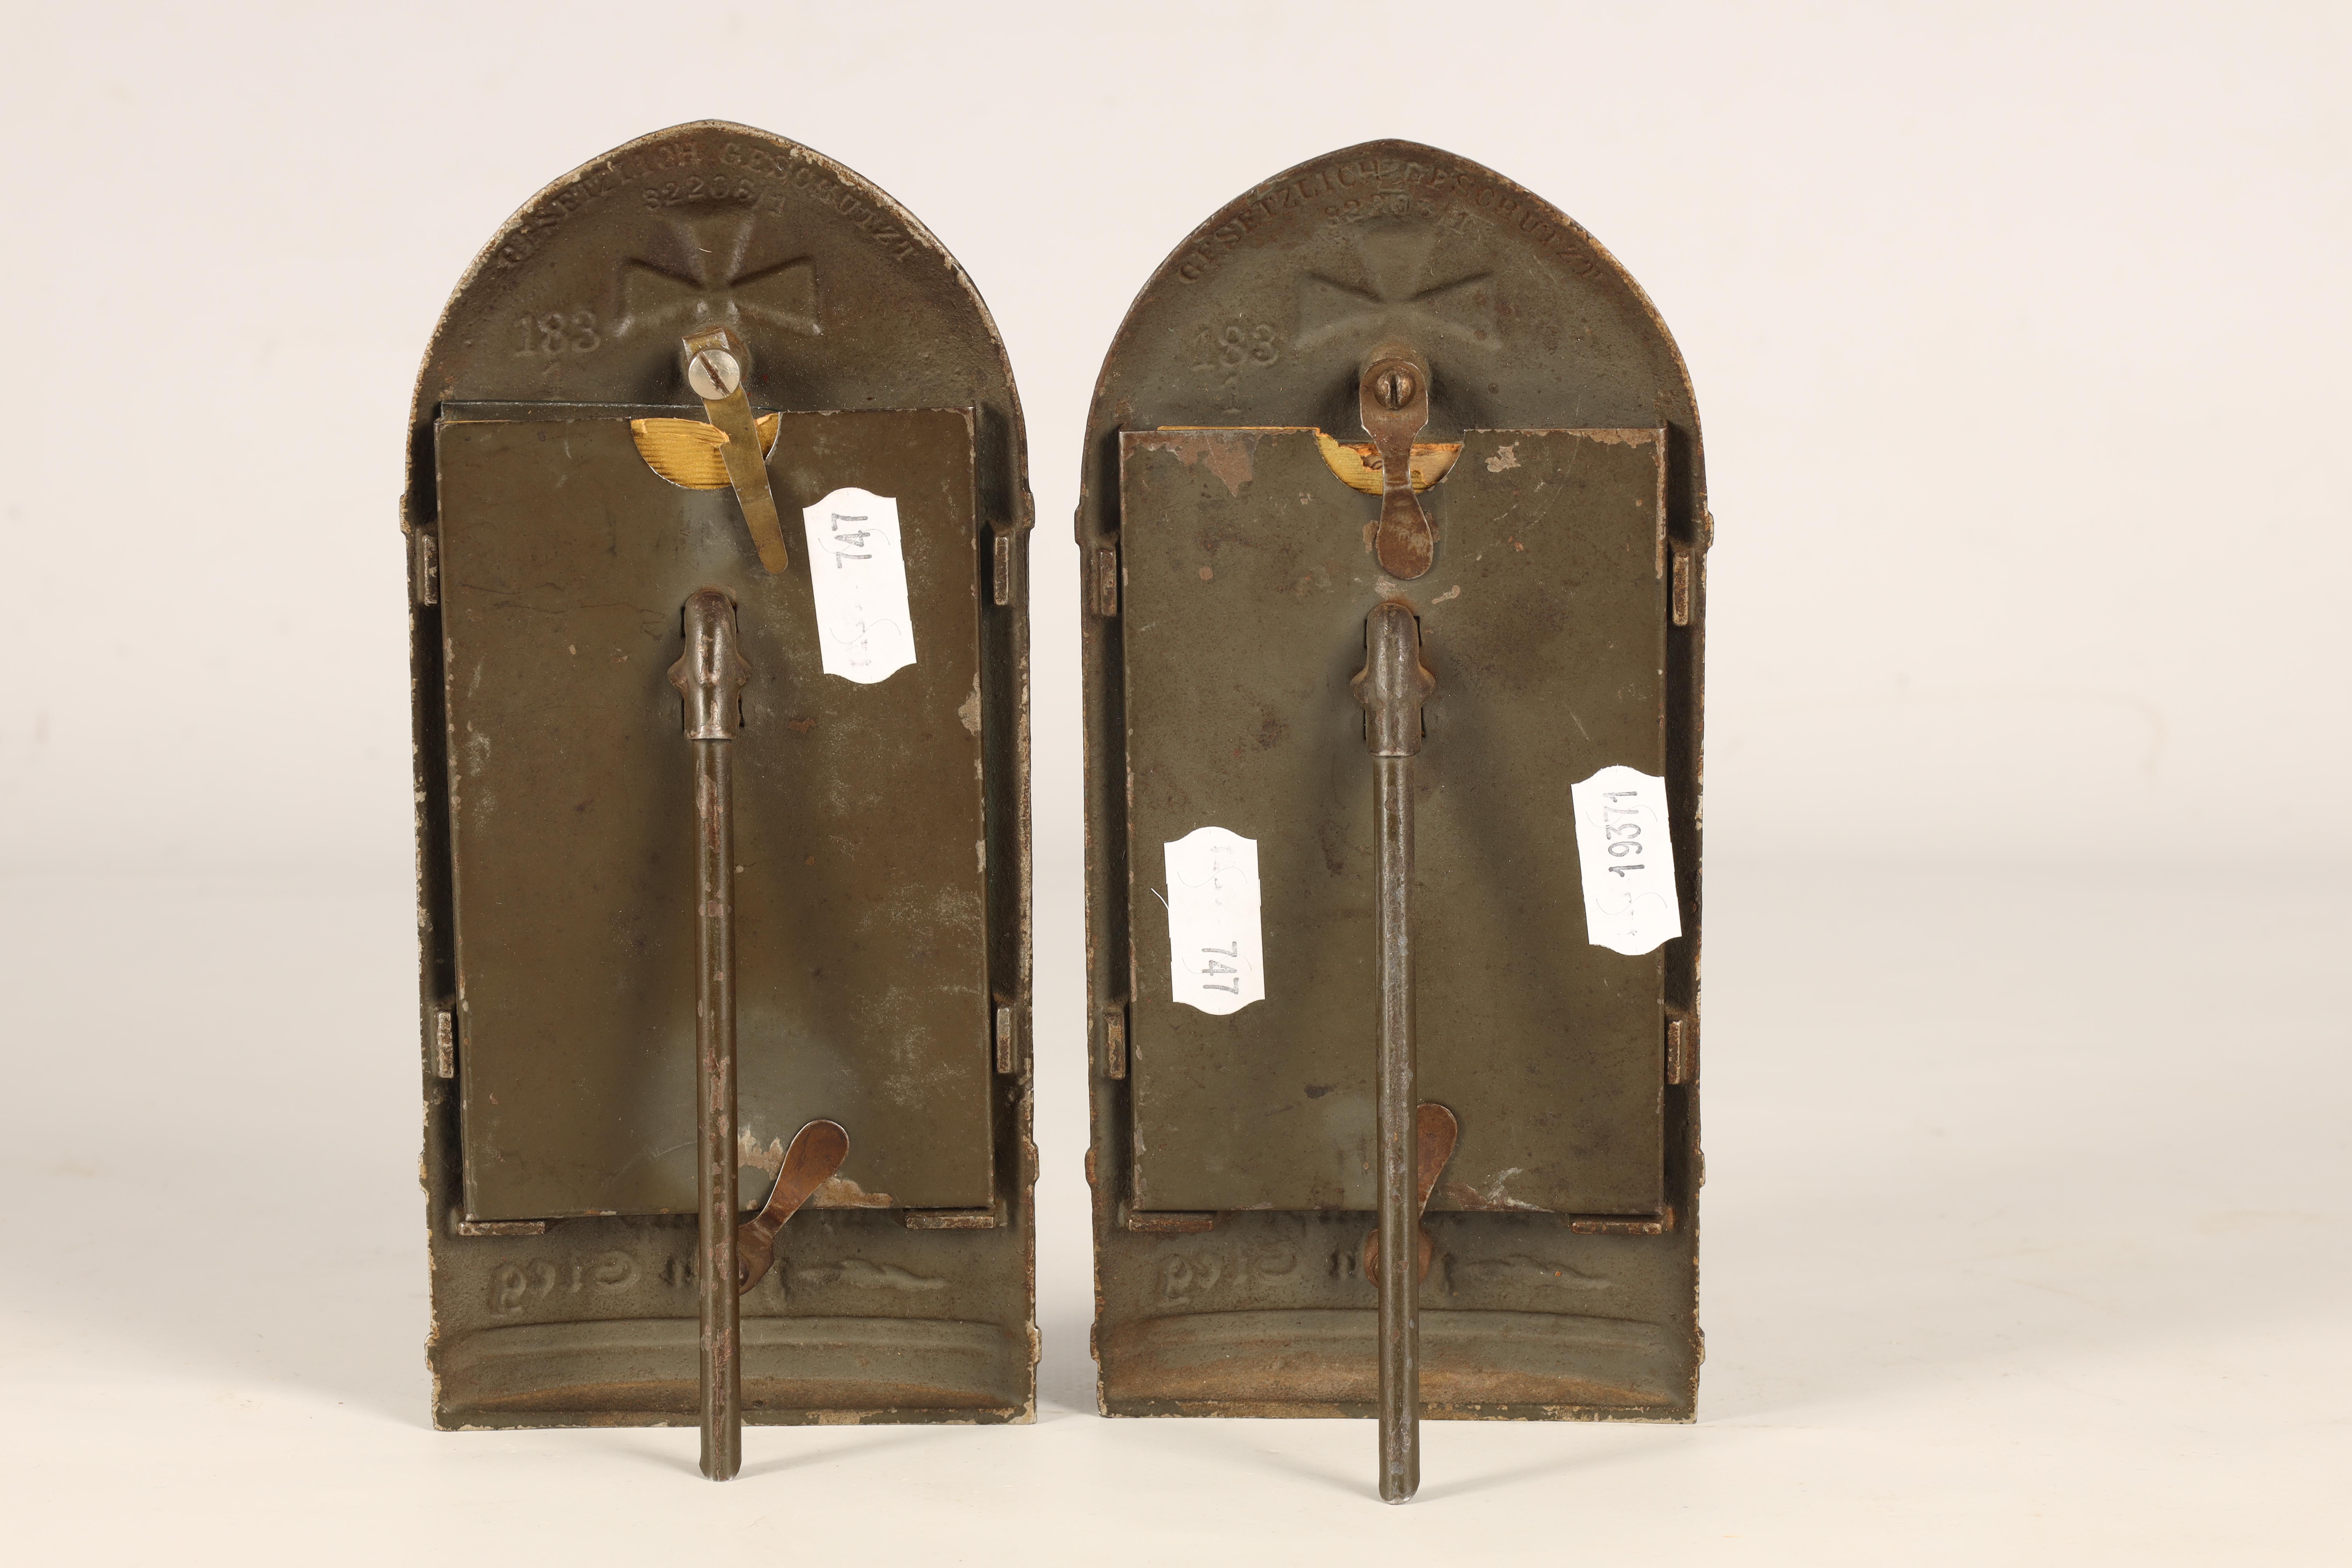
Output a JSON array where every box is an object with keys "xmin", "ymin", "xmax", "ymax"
[
  {"xmin": 1162, "ymin": 826, "xmax": 1265, "ymax": 1015},
  {"xmin": 1570, "ymin": 766, "xmax": 1682, "ymax": 956},
  {"xmin": 801, "ymin": 487, "xmax": 915, "ymax": 684}
]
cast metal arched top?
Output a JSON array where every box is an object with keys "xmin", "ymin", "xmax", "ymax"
[
  {"xmin": 1082, "ymin": 138, "xmax": 1703, "ymax": 506},
  {"xmin": 406, "ymin": 121, "xmax": 1028, "ymax": 523}
]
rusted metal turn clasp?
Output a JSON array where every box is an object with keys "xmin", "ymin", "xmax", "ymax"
[
  {"xmin": 1352, "ymin": 600, "xmax": 1436, "ymax": 1502},
  {"xmin": 1362, "ymin": 1102, "xmax": 1458, "ymax": 1289},
  {"xmin": 1362, "ymin": 345, "xmax": 1435, "ymax": 580},
  {"xmin": 737, "ymin": 1120, "xmax": 850, "ymax": 1294},
  {"xmin": 670, "ymin": 588, "xmax": 751, "ymax": 1481},
  {"xmin": 682, "ymin": 327, "xmax": 791, "ymax": 573}
]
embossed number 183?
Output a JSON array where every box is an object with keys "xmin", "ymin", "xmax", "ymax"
[{"xmin": 513, "ymin": 310, "xmax": 601, "ymax": 356}]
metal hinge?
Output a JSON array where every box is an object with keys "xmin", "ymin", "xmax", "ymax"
[
  {"xmin": 1091, "ymin": 544, "xmax": 1120, "ymax": 617},
  {"xmin": 1668, "ymin": 510, "xmax": 1713, "ymax": 626},
  {"xmin": 1665, "ymin": 1004, "xmax": 1697, "ymax": 1085},
  {"xmin": 992, "ymin": 529, "xmax": 1019, "ymax": 608},
  {"xmin": 412, "ymin": 526, "xmax": 440, "ymax": 606},
  {"xmin": 432, "ymin": 1002, "xmax": 457, "ymax": 1079},
  {"xmin": 993, "ymin": 1003, "xmax": 1020, "ymax": 1074},
  {"xmin": 1102, "ymin": 1004, "xmax": 1128, "ymax": 1080}
]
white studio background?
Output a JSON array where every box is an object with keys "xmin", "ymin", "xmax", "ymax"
[{"xmin": 0, "ymin": 4, "xmax": 2344, "ymax": 1564}]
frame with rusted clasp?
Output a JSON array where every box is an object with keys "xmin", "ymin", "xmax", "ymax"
[
  {"xmin": 1079, "ymin": 141, "xmax": 1709, "ymax": 1500},
  {"xmin": 405, "ymin": 123, "xmax": 1036, "ymax": 1458}
]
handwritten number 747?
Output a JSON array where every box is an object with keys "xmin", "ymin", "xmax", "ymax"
[{"xmin": 828, "ymin": 511, "xmax": 873, "ymax": 569}]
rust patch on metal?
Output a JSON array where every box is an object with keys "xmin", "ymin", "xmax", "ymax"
[{"xmin": 1316, "ymin": 432, "xmax": 1460, "ymax": 495}]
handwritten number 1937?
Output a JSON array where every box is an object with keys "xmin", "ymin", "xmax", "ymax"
[
  {"xmin": 1199, "ymin": 941, "xmax": 1240, "ymax": 994},
  {"xmin": 1602, "ymin": 790, "xmax": 1648, "ymax": 876}
]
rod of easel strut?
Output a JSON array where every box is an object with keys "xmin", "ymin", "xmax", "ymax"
[
  {"xmin": 671, "ymin": 588, "xmax": 752, "ymax": 1482},
  {"xmin": 1352, "ymin": 601, "xmax": 1436, "ymax": 1503}
]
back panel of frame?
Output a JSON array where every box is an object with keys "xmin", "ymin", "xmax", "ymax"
[
  {"xmin": 1119, "ymin": 427, "xmax": 1668, "ymax": 1218},
  {"xmin": 439, "ymin": 411, "xmax": 990, "ymax": 1222}
]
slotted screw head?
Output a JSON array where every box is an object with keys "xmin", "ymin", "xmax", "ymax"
[
  {"xmin": 1374, "ymin": 366, "xmax": 1418, "ymax": 410},
  {"xmin": 687, "ymin": 347, "xmax": 742, "ymax": 399}
]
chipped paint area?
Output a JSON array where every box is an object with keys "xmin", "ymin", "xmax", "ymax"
[
  {"xmin": 1485, "ymin": 442, "xmax": 1520, "ymax": 473},
  {"xmin": 1431, "ymin": 584, "xmax": 1462, "ymax": 604},
  {"xmin": 957, "ymin": 679, "xmax": 981, "ymax": 736},
  {"xmin": 1130, "ymin": 429, "xmax": 1260, "ymax": 497},
  {"xmin": 811, "ymin": 1172, "xmax": 894, "ymax": 1208},
  {"xmin": 737, "ymin": 1126, "xmax": 788, "ymax": 1176},
  {"xmin": 1459, "ymin": 1254, "xmax": 1613, "ymax": 1290},
  {"xmin": 1441, "ymin": 1169, "xmax": 1549, "ymax": 1212},
  {"xmin": 796, "ymin": 1258, "xmax": 945, "ymax": 1291}
]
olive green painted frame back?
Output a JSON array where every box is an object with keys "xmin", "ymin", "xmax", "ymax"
[
  {"xmin": 405, "ymin": 124, "xmax": 1036, "ymax": 1429},
  {"xmin": 1079, "ymin": 141, "xmax": 1709, "ymax": 1419}
]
